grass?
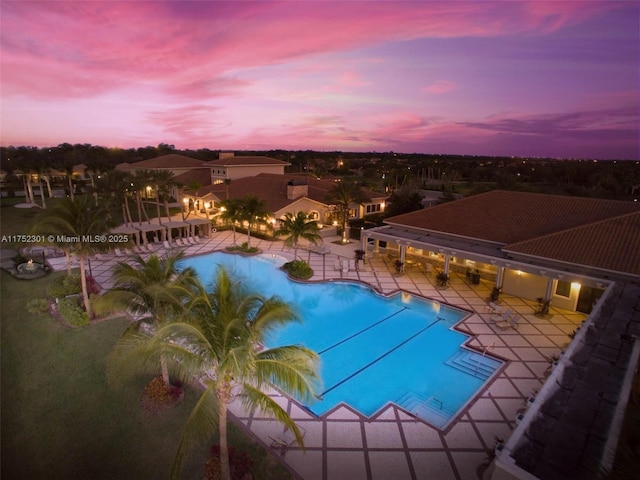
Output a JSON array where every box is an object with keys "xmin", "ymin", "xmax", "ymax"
[{"xmin": 0, "ymin": 270, "xmax": 292, "ymax": 480}]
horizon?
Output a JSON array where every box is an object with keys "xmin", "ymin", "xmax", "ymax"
[{"xmin": 1, "ymin": 1, "xmax": 638, "ymax": 160}]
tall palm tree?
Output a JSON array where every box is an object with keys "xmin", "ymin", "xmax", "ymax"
[
  {"xmin": 177, "ymin": 267, "xmax": 319, "ymax": 480},
  {"xmin": 219, "ymin": 198, "xmax": 242, "ymax": 246},
  {"xmin": 327, "ymin": 180, "xmax": 367, "ymax": 243},
  {"xmin": 108, "ymin": 267, "xmax": 320, "ymax": 480},
  {"xmin": 97, "ymin": 252, "xmax": 199, "ymax": 387},
  {"xmin": 275, "ymin": 211, "xmax": 321, "ymax": 259},
  {"xmin": 32, "ymin": 196, "xmax": 112, "ymax": 318},
  {"xmin": 151, "ymin": 170, "xmax": 176, "ymax": 223},
  {"xmin": 240, "ymin": 195, "xmax": 268, "ymax": 248}
]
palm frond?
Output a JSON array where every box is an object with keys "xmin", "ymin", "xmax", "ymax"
[
  {"xmin": 240, "ymin": 383, "xmax": 306, "ymax": 448},
  {"xmin": 170, "ymin": 381, "xmax": 221, "ymax": 480}
]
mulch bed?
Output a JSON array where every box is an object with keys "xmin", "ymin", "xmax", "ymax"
[{"xmin": 140, "ymin": 376, "xmax": 185, "ymax": 414}]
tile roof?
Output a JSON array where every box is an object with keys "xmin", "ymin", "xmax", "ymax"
[
  {"xmin": 504, "ymin": 210, "xmax": 640, "ymax": 276},
  {"xmin": 385, "ymin": 190, "xmax": 640, "ymax": 245},
  {"xmin": 190, "ymin": 173, "xmax": 385, "ymax": 212},
  {"xmin": 126, "ymin": 154, "xmax": 208, "ymax": 169},
  {"xmin": 172, "ymin": 168, "xmax": 212, "ymax": 186},
  {"xmin": 205, "ymin": 156, "xmax": 290, "ymax": 167}
]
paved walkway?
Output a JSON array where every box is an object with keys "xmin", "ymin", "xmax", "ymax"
[{"xmin": 46, "ymin": 231, "xmax": 586, "ymax": 480}]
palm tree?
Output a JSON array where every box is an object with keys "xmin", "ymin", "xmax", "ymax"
[
  {"xmin": 177, "ymin": 267, "xmax": 319, "ymax": 480},
  {"xmin": 32, "ymin": 196, "xmax": 112, "ymax": 318},
  {"xmin": 108, "ymin": 267, "xmax": 320, "ymax": 480},
  {"xmin": 275, "ymin": 211, "xmax": 321, "ymax": 259},
  {"xmin": 327, "ymin": 180, "xmax": 367, "ymax": 243},
  {"xmin": 97, "ymin": 251, "xmax": 199, "ymax": 387},
  {"xmin": 219, "ymin": 198, "xmax": 243, "ymax": 246},
  {"xmin": 240, "ymin": 195, "xmax": 268, "ymax": 248}
]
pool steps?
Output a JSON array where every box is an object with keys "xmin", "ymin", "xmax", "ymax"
[
  {"xmin": 395, "ymin": 391, "xmax": 456, "ymax": 428},
  {"xmin": 445, "ymin": 349, "xmax": 501, "ymax": 380}
]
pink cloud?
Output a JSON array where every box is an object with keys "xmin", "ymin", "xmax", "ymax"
[
  {"xmin": 1, "ymin": 1, "xmax": 619, "ymax": 100},
  {"xmin": 421, "ymin": 80, "xmax": 456, "ymax": 95}
]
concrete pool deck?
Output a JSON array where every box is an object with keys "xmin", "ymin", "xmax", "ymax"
[{"xmin": 46, "ymin": 231, "xmax": 586, "ymax": 480}]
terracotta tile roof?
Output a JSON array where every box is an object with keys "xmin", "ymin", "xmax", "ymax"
[
  {"xmin": 127, "ymin": 154, "xmax": 208, "ymax": 169},
  {"xmin": 172, "ymin": 169, "xmax": 212, "ymax": 186},
  {"xmin": 192, "ymin": 174, "xmax": 338, "ymax": 212},
  {"xmin": 190, "ymin": 173, "xmax": 385, "ymax": 212},
  {"xmin": 385, "ymin": 190, "xmax": 640, "ymax": 245},
  {"xmin": 205, "ymin": 156, "xmax": 290, "ymax": 167},
  {"xmin": 504, "ymin": 211, "xmax": 640, "ymax": 276}
]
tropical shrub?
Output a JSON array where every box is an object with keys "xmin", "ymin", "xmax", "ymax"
[
  {"xmin": 85, "ymin": 276, "xmax": 101, "ymax": 295},
  {"xmin": 282, "ymin": 260, "xmax": 313, "ymax": 280},
  {"xmin": 57, "ymin": 297, "xmax": 89, "ymax": 327},
  {"xmin": 205, "ymin": 445, "xmax": 252, "ymax": 480},
  {"xmin": 26, "ymin": 298, "xmax": 50, "ymax": 314},
  {"xmin": 46, "ymin": 274, "xmax": 82, "ymax": 299},
  {"xmin": 225, "ymin": 242, "xmax": 259, "ymax": 254}
]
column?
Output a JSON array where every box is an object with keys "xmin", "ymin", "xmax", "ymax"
[
  {"xmin": 496, "ymin": 266, "xmax": 505, "ymax": 289},
  {"xmin": 400, "ymin": 245, "xmax": 406, "ymax": 263},
  {"xmin": 444, "ymin": 254, "xmax": 451, "ymax": 274}
]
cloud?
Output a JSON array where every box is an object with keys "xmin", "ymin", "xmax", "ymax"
[
  {"xmin": 421, "ymin": 80, "xmax": 456, "ymax": 95},
  {"xmin": 1, "ymin": 1, "xmax": 620, "ymax": 100}
]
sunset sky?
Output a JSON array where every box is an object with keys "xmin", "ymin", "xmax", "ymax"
[{"xmin": 1, "ymin": 1, "xmax": 638, "ymax": 159}]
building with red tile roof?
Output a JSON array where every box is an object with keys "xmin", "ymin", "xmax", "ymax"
[{"xmin": 363, "ymin": 190, "xmax": 640, "ymax": 313}]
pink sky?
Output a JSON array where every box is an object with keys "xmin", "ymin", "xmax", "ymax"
[{"xmin": 1, "ymin": 1, "xmax": 638, "ymax": 159}]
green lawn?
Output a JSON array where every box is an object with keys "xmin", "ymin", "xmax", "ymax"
[{"xmin": 0, "ymin": 270, "xmax": 291, "ymax": 480}]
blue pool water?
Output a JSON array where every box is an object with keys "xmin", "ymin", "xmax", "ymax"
[{"xmin": 180, "ymin": 252, "xmax": 503, "ymax": 428}]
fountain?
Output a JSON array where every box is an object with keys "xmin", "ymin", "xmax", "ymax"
[{"xmin": 14, "ymin": 258, "xmax": 48, "ymax": 279}]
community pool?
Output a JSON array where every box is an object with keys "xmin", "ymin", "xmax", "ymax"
[{"xmin": 180, "ymin": 252, "xmax": 503, "ymax": 429}]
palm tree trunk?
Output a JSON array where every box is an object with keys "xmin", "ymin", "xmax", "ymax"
[
  {"xmin": 124, "ymin": 196, "xmax": 134, "ymax": 226},
  {"xmin": 79, "ymin": 253, "xmax": 92, "ymax": 319},
  {"xmin": 39, "ymin": 179, "xmax": 47, "ymax": 208},
  {"xmin": 246, "ymin": 224, "xmax": 251, "ymax": 247},
  {"xmin": 68, "ymin": 174, "xmax": 74, "ymax": 200},
  {"xmin": 218, "ymin": 385, "xmax": 232, "ymax": 480},
  {"xmin": 155, "ymin": 190, "xmax": 162, "ymax": 224},
  {"xmin": 90, "ymin": 174, "xmax": 98, "ymax": 206},
  {"xmin": 44, "ymin": 176, "xmax": 53, "ymax": 198},
  {"xmin": 160, "ymin": 355, "xmax": 170, "ymax": 388},
  {"xmin": 25, "ymin": 175, "xmax": 35, "ymax": 204}
]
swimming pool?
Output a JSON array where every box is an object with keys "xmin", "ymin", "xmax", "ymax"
[{"xmin": 180, "ymin": 252, "xmax": 503, "ymax": 429}]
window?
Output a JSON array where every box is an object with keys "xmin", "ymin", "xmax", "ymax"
[
  {"xmin": 365, "ymin": 204, "xmax": 381, "ymax": 214},
  {"xmin": 555, "ymin": 280, "xmax": 571, "ymax": 298}
]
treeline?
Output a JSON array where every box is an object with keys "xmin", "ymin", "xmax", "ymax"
[{"xmin": 1, "ymin": 143, "xmax": 639, "ymax": 200}]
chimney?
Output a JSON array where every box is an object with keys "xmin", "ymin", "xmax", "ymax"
[{"xmin": 287, "ymin": 181, "xmax": 308, "ymax": 199}]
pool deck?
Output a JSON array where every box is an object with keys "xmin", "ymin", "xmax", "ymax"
[{"xmin": 47, "ymin": 231, "xmax": 586, "ymax": 480}]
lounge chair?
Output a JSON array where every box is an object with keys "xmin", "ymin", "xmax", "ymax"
[
  {"xmin": 334, "ymin": 260, "xmax": 341, "ymax": 271},
  {"xmin": 113, "ymin": 247, "xmax": 124, "ymax": 257},
  {"xmin": 269, "ymin": 427, "xmax": 306, "ymax": 456},
  {"xmin": 349, "ymin": 260, "xmax": 356, "ymax": 271},
  {"xmin": 484, "ymin": 302, "xmax": 502, "ymax": 314},
  {"xmin": 342, "ymin": 260, "xmax": 349, "ymax": 274},
  {"xmin": 187, "ymin": 236, "xmax": 197, "ymax": 245},
  {"xmin": 491, "ymin": 307, "xmax": 512, "ymax": 322},
  {"xmin": 163, "ymin": 240, "xmax": 172, "ymax": 249},
  {"xmin": 496, "ymin": 314, "xmax": 519, "ymax": 330}
]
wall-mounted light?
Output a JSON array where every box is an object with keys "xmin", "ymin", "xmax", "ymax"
[{"xmin": 517, "ymin": 270, "xmax": 522, "ymax": 276}]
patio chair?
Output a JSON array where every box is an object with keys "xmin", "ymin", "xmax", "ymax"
[
  {"xmin": 491, "ymin": 308, "xmax": 512, "ymax": 322},
  {"xmin": 496, "ymin": 313, "xmax": 519, "ymax": 330},
  {"xmin": 269, "ymin": 427, "xmax": 306, "ymax": 456}
]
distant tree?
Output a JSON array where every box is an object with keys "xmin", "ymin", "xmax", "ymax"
[
  {"xmin": 219, "ymin": 198, "xmax": 243, "ymax": 246},
  {"xmin": 32, "ymin": 196, "xmax": 112, "ymax": 318},
  {"xmin": 327, "ymin": 181, "xmax": 367, "ymax": 243},
  {"xmin": 240, "ymin": 195, "xmax": 268, "ymax": 247},
  {"xmin": 275, "ymin": 211, "xmax": 321, "ymax": 259},
  {"xmin": 385, "ymin": 187, "xmax": 423, "ymax": 217}
]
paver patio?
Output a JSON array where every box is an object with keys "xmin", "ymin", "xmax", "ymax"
[{"xmin": 46, "ymin": 230, "xmax": 586, "ymax": 480}]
